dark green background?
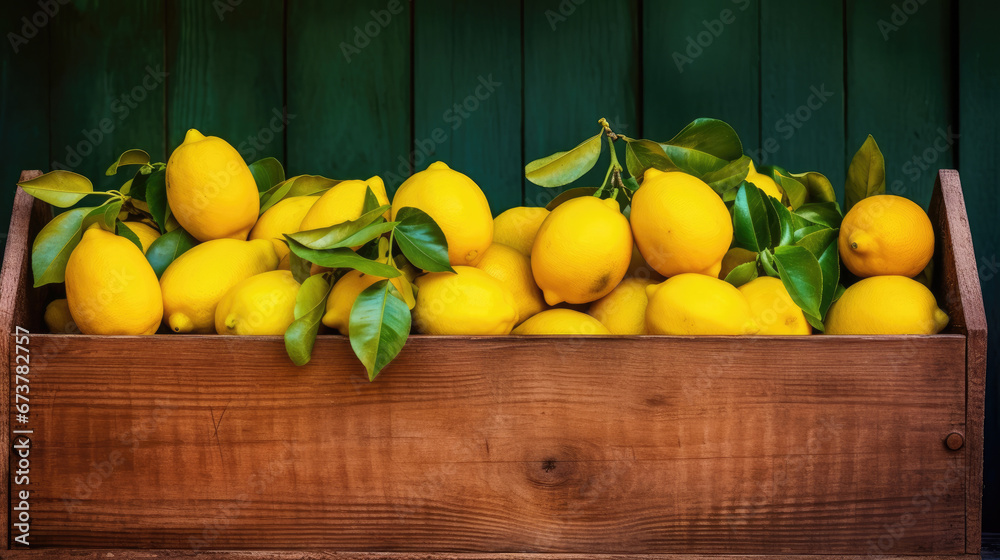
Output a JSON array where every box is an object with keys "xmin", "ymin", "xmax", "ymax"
[{"xmin": 1, "ymin": 0, "xmax": 998, "ymax": 534}]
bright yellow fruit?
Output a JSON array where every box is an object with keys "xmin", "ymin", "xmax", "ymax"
[
  {"xmin": 121, "ymin": 221, "xmax": 161, "ymax": 254},
  {"xmin": 746, "ymin": 160, "xmax": 784, "ymax": 201},
  {"xmin": 532, "ymin": 196, "xmax": 632, "ymax": 305},
  {"xmin": 44, "ymin": 299, "xmax": 78, "ymax": 334},
  {"xmin": 493, "ymin": 206, "xmax": 549, "ymax": 256},
  {"xmin": 249, "ymin": 195, "xmax": 319, "ymax": 260},
  {"xmin": 588, "ymin": 277, "xmax": 656, "ymax": 335},
  {"xmin": 512, "ymin": 308, "xmax": 611, "ymax": 335},
  {"xmin": 391, "ymin": 162, "xmax": 493, "ymax": 266},
  {"xmin": 413, "ymin": 266, "xmax": 518, "ymax": 335},
  {"xmin": 215, "ymin": 270, "xmax": 300, "ymax": 335},
  {"xmin": 630, "ymin": 169, "xmax": 733, "ymax": 278},
  {"xmin": 475, "ymin": 243, "xmax": 546, "ymax": 325},
  {"xmin": 322, "ymin": 270, "xmax": 408, "ymax": 335},
  {"xmin": 165, "ymin": 129, "xmax": 260, "ymax": 242},
  {"xmin": 160, "ymin": 238, "xmax": 279, "ymax": 333},
  {"xmin": 825, "ymin": 275, "xmax": 948, "ymax": 335},
  {"xmin": 738, "ymin": 276, "xmax": 811, "ymax": 335},
  {"xmin": 65, "ymin": 228, "xmax": 163, "ymax": 335},
  {"xmin": 298, "ymin": 176, "xmax": 389, "ymax": 232},
  {"xmin": 645, "ymin": 273, "xmax": 757, "ymax": 335},
  {"xmin": 839, "ymin": 194, "xmax": 934, "ymax": 278}
]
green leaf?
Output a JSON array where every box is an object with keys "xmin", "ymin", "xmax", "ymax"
[
  {"xmin": 793, "ymin": 224, "xmax": 828, "ymax": 242},
  {"xmin": 249, "ymin": 157, "xmax": 285, "ymax": 193},
  {"xmin": 795, "ymin": 227, "xmax": 839, "ymax": 259},
  {"xmin": 287, "ymin": 204, "xmax": 391, "ymax": 249},
  {"xmin": 790, "ymin": 171, "xmax": 836, "ymax": 203},
  {"xmin": 804, "ymin": 312, "xmax": 825, "ymax": 332},
  {"xmin": 759, "ymin": 248, "xmax": 779, "ymax": 277},
  {"xmin": 794, "ymin": 202, "xmax": 843, "ymax": 229},
  {"xmin": 19, "ymin": 170, "xmax": 100, "ymax": 208},
  {"xmin": 702, "ymin": 155, "xmax": 751, "ymax": 196},
  {"xmin": 393, "ymin": 207, "xmax": 455, "ymax": 273},
  {"xmin": 31, "ymin": 207, "xmax": 92, "ymax": 287},
  {"xmin": 723, "ymin": 261, "xmax": 758, "ymax": 288},
  {"xmin": 773, "ymin": 245, "xmax": 823, "ymax": 318},
  {"xmin": 792, "ymin": 227, "xmax": 841, "ymax": 316},
  {"xmin": 286, "ymin": 238, "xmax": 401, "ymax": 278},
  {"xmin": 525, "ymin": 132, "xmax": 603, "ymax": 188},
  {"xmin": 622, "ymin": 176, "xmax": 640, "ymax": 192},
  {"xmin": 349, "ymin": 280, "xmax": 412, "ymax": 381},
  {"xmin": 660, "ymin": 118, "xmax": 744, "ymax": 161},
  {"xmin": 106, "ymin": 149, "xmax": 150, "ymax": 176},
  {"xmin": 625, "ymin": 138, "xmax": 675, "ymax": 180},
  {"xmin": 115, "ymin": 220, "xmax": 144, "ymax": 251},
  {"xmin": 289, "ymin": 249, "xmax": 311, "ymax": 283},
  {"xmin": 102, "ymin": 199, "xmax": 124, "ymax": 230},
  {"xmin": 769, "ymin": 196, "xmax": 795, "ymax": 246},
  {"xmin": 362, "ymin": 186, "xmax": 381, "ymax": 213},
  {"xmin": 260, "ymin": 174, "xmax": 340, "ymax": 214},
  {"xmin": 143, "ymin": 169, "xmax": 169, "ymax": 232},
  {"xmin": 733, "ymin": 182, "xmax": 772, "ymax": 252},
  {"xmin": 845, "ymin": 134, "xmax": 886, "ymax": 212},
  {"xmin": 145, "ymin": 227, "xmax": 199, "ymax": 278},
  {"xmin": 284, "ymin": 274, "xmax": 333, "ymax": 366}
]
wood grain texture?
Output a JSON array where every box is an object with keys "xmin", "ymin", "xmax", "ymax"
[
  {"xmin": 845, "ymin": 0, "xmax": 954, "ymax": 208},
  {"xmin": 0, "ymin": 551, "xmax": 985, "ymax": 560},
  {"xmin": 522, "ymin": 0, "xmax": 639, "ymax": 207},
  {"xmin": 49, "ymin": 0, "xmax": 166, "ymax": 186},
  {"xmin": 929, "ymin": 170, "xmax": 989, "ymax": 553},
  {"xmin": 413, "ymin": 0, "xmax": 522, "ymax": 213},
  {"xmin": 286, "ymin": 0, "xmax": 411, "ymax": 191},
  {"xmin": 643, "ymin": 1, "xmax": 760, "ymax": 156},
  {"xmin": 958, "ymin": 0, "xmax": 1000, "ymax": 538},
  {"xmin": 166, "ymin": 0, "xmax": 283, "ymax": 160},
  {"xmin": 11, "ymin": 332, "xmax": 966, "ymax": 553},
  {"xmin": 759, "ymin": 0, "xmax": 845, "ymax": 194}
]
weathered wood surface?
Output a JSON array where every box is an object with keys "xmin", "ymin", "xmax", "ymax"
[{"xmin": 0, "ymin": 551, "xmax": 986, "ymax": 560}]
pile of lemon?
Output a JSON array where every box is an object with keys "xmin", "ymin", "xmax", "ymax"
[{"xmin": 45, "ymin": 130, "xmax": 948, "ymax": 339}]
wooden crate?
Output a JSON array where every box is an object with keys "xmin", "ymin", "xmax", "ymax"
[{"xmin": 0, "ymin": 170, "xmax": 986, "ymax": 559}]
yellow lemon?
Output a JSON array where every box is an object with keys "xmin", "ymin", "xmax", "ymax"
[
  {"xmin": 719, "ymin": 247, "xmax": 758, "ymax": 279},
  {"xmin": 298, "ymin": 176, "xmax": 389, "ymax": 231},
  {"xmin": 624, "ymin": 243, "xmax": 665, "ymax": 281},
  {"xmin": 745, "ymin": 160, "xmax": 784, "ymax": 201},
  {"xmin": 645, "ymin": 273, "xmax": 757, "ymax": 335},
  {"xmin": 738, "ymin": 276, "xmax": 811, "ymax": 335},
  {"xmin": 825, "ymin": 276, "xmax": 948, "ymax": 335},
  {"xmin": 839, "ymin": 194, "xmax": 934, "ymax": 278},
  {"xmin": 531, "ymin": 196, "xmax": 632, "ymax": 305},
  {"xmin": 322, "ymin": 270, "xmax": 409, "ymax": 335},
  {"xmin": 250, "ymin": 195, "xmax": 319, "ymax": 260},
  {"xmin": 391, "ymin": 162, "xmax": 493, "ymax": 266},
  {"xmin": 121, "ymin": 221, "xmax": 161, "ymax": 254},
  {"xmin": 165, "ymin": 129, "xmax": 259, "ymax": 242},
  {"xmin": 493, "ymin": 206, "xmax": 549, "ymax": 256},
  {"xmin": 215, "ymin": 270, "xmax": 300, "ymax": 335},
  {"xmin": 512, "ymin": 308, "xmax": 610, "ymax": 335},
  {"xmin": 474, "ymin": 243, "xmax": 546, "ymax": 324},
  {"xmin": 160, "ymin": 238, "xmax": 279, "ymax": 333},
  {"xmin": 630, "ymin": 169, "xmax": 733, "ymax": 278},
  {"xmin": 588, "ymin": 277, "xmax": 656, "ymax": 335},
  {"xmin": 65, "ymin": 228, "xmax": 163, "ymax": 335},
  {"xmin": 413, "ymin": 266, "xmax": 518, "ymax": 335},
  {"xmin": 44, "ymin": 299, "xmax": 78, "ymax": 334}
]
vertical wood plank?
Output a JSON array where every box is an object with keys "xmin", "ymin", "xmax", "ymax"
[
  {"xmin": 643, "ymin": 1, "xmax": 760, "ymax": 157},
  {"xmin": 0, "ymin": 0, "xmax": 50, "ymax": 255},
  {"xmin": 49, "ymin": 0, "xmax": 165, "ymax": 189},
  {"xmin": 413, "ymin": 0, "xmax": 522, "ymax": 213},
  {"xmin": 760, "ymin": 0, "xmax": 845, "ymax": 195},
  {"xmin": 166, "ymin": 0, "xmax": 283, "ymax": 162},
  {"xmin": 286, "ymin": 0, "xmax": 411, "ymax": 192},
  {"xmin": 523, "ymin": 0, "xmax": 639, "ymax": 207},
  {"xmin": 958, "ymin": 0, "xmax": 1000, "ymax": 540},
  {"xmin": 846, "ymin": 0, "xmax": 954, "ymax": 208}
]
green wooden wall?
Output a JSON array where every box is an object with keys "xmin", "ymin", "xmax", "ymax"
[{"xmin": 1, "ymin": 0, "xmax": 998, "ymax": 532}]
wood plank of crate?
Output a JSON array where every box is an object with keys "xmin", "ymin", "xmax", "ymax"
[{"xmin": 0, "ymin": 551, "xmax": 989, "ymax": 560}]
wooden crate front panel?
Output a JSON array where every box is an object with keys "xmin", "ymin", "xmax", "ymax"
[{"xmin": 12, "ymin": 334, "xmax": 966, "ymax": 554}]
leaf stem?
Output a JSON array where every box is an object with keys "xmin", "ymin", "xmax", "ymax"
[{"xmin": 594, "ymin": 125, "xmax": 624, "ymax": 198}]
